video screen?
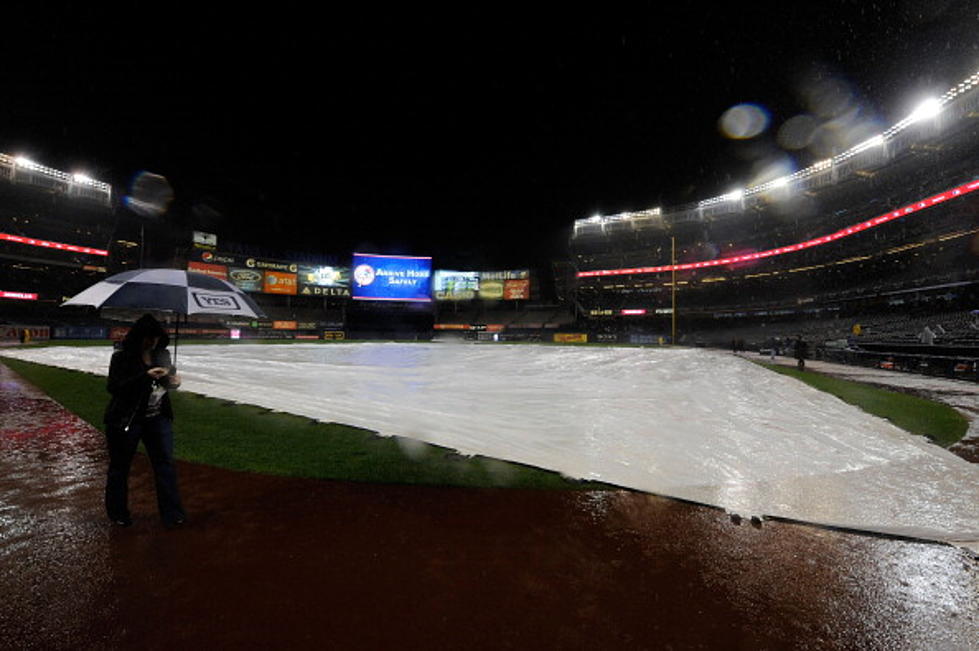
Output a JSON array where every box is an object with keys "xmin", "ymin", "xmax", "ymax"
[
  {"xmin": 351, "ymin": 253, "xmax": 432, "ymax": 302},
  {"xmin": 298, "ymin": 265, "xmax": 350, "ymax": 288},
  {"xmin": 433, "ymin": 270, "xmax": 479, "ymax": 300}
]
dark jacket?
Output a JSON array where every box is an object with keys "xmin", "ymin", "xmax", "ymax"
[
  {"xmin": 793, "ymin": 338, "xmax": 809, "ymax": 361},
  {"xmin": 104, "ymin": 315, "xmax": 177, "ymax": 429}
]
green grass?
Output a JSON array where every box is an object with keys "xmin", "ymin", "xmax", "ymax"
[
  {"xmin": 759, "ymin": 362, "xmax": 968, "ymax": 447},
  {"xmin": 0, "ymin": 356, "xmax": 611, "ymax": 490}
]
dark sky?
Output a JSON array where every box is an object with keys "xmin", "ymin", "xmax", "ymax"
[{"xmin": 3, "ymin": 3, "xmax": 978, "ymax": 268}]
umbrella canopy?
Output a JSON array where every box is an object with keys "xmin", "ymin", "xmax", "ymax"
[{"xmin": 63, "ymin": 269, "xmax": 266, "ymax": 318}]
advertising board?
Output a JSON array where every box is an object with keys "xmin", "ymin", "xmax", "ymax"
[
  {"xmin": 228, "ymin": 268, "xmax": 264, "ymax": 292},
  {"xmin": 554, "ymin": 333, "xmax": 588, "ymax": 344},
  {"xmin": 263, "ymin": 271, "xmax": 298, "ymax": 295},
  {"xmin": 351, "ymin": 253, "xmax": 432, "ymax": 302},
  {"xmin": 481, "ymin": 269, "xmax": 529, "ymax": 280},
  {"xmin": 197, "ymin": 250, "xmax": 240, "ymax": 266},
  {"xmin": 52, "ymin": 326, "xmax": 108, "ymax": 340},
  {"xmin": 503, "ymin": 279, "xmax": 530, "ymax": 300},
  {"xmin": 298, "ymin": 264, "xmax": 351, "ymax": 297},
  {"xmin": 478, "ymin": 279, "xmax": 504, "ymax": 300},
  {"xmin": 188, "ymin": 261, "xmax": 228, "ymax": 280},
  {"xmin": 0, "ymin": 325, "xmax": 50, "ymax": 343},
  {"xmin": 433, "ymin": 270, "xmax": 479, "ymax": 301},
  {"xmin": 273, "ymin": 321, "xmax": 298, "ymax": 330},
  {"xmin": 299, "ymin": 264, "xmax": 349, "ymax": 287},
  {"xmin": 0, "ymin": 291, "xmax": 38, "ymax": 300}
]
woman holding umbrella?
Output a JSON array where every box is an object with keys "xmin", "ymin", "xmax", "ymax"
[
  {"xmin": 63, "ymin": 268, "xmax": 266, "ymax": 526},
  {"xmin": 103, "ymin": 313, "xmax": 186, "ymax": 528}
]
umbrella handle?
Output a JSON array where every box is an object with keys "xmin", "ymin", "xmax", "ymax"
[{"xmin": 173, "ymin": 316, "xmax": 179, "ymax": 370}]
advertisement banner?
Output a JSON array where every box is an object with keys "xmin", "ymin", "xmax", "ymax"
[
  {"xmin": 554, "ymin": 333, "xmax": 588, "ymax": 344},
  {"xmin": 246, "ymin": 257, "xmax": 298, "ymax": 274},
  {"xmin": 194, "ymin": 250, "xmax": 300, "ymax": 275},
  {"xmin": 478, "ymin": 279, "xmax": 504, "ymax": 300},
  {"xmin": 298, "ymin": 264, "xmax": 351, "ymax": 297},
  {"xmin": 322, "ymin": 330, "xmax": 345, "ymax": 340},
  {"xmin": 351, "ymin": 253, "xmax": 432, "ymax": 302},
  {"xmin": 0, "ymin": 291, "xmax": 38, "ymax": 300},
  {"xmin": 228, "ymin": 268, "xmax": 264, "ymax": 293},
  {"xmin": 0, "ymin": 325, "xmax": 50, "ymax": 342},
  {"xmin": 300, "ymin": 285, "xmax": 351, "ymax": 297},
  {"xmin": 52, "ymin": 326, "xmax": 108, "ymax": 340},
  {"xmin": 188, "ymin": 261, "xmax": 228, "ymax": 280},
  {"xmin": 263, "ymin": 271, "xmax": 298, "ymax": 295},
  {"xmin": 196, "ymin": 250, "xmax": 241, "ymax": 266},
  {"xmin": 481, "ymin": 269, "xmax": 530, "ymax": 280},
  {"xmin": 273, "ymin": 321, "xmax": 298, "ymax": 330},
  {"xmin": 503, "ymin": 279, "xmax": 530, "ymax": 300},
  {"xmin": 298, "ymin": 264, "xmax": 349, "ymax": 288},
  {"xmin": 433, "ymin": 270, "xmax": 479, "ymax": 301}
]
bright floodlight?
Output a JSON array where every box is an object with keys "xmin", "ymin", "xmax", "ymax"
[
  {"xmin": 590, "ymin": 214, "xmax": 602, "ymax": 222},
  {"xmin": 73, "ymin": 173, "xmax": 92, "ymax": 184},
  {"xmin": 15, "ymin": 157, "xmax": 36, "ymax": 168},
  {"xmin": 725, "ymin": 188, "xmax": 744, "ymax": 201},
  {"xmin": 908, "ymin": 97, "xmax": 942, "ymax": 123},
  {"xmin": 772, "ymin": 176, "xmax": 789, "ymax": 188}
]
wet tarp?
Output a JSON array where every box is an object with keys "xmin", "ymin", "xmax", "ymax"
[{"xmin": 6, "ymin": 343, "xmax": 977, "ymax": 549}]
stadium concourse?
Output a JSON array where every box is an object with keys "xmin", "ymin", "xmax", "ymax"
[{"xmin": 1, "ymin": 357, "xmax": 978, "ymax": 649}]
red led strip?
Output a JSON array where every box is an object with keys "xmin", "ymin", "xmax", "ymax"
[
  {"xmin": 1, "ymin": 291, "xmax": 38, "ymax": 300},
  {"xmin": 577, "ymin": 179, "xmax": 979, "ymax": 278},
  {"xmin": 0, "ymin": 232, "xmax": 109, "ymax": 257}
]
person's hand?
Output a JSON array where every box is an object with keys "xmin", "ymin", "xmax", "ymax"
[
  {"xmin": 147, "ymin": 367, "xmax": 168, "ymax": 380},
  {"xmin": 168, "ymin": 374, "xmax": 182, "ymax": 388}
]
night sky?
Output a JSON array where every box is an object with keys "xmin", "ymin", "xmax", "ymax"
[{"xmin": 3, "ymin": 3, "xmax": 978, "ymax": 268}]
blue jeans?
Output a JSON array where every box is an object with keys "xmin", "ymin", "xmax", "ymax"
[{"xmin": 105, "ymin": 415, "xmax": 185, "ymax": 524}]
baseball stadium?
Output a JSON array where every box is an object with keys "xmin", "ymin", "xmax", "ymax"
[{"xmin": 2, "ymin": 10, "xmax": 978, "ymax": 651}]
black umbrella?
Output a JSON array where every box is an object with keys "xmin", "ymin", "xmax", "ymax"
[{"xmin": 63, "ymin": 268, "xmax": 267, "ymax": 365}]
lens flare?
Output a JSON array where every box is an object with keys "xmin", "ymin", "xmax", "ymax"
[
  {"xmin": 125, "ymin": 171, "xmax": 174, "ymax": 219},
  {"xmin": 719, "ymin": 103, "xmax": 770, "ymax": 140}
]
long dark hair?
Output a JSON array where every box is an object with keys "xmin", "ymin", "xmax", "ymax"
[{"xmin": 121, "ymin": 314, "xmax": 170, "ymax": 353}]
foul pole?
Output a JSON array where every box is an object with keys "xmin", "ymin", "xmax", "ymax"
[{"xmin": 671, "ymin": 236, "xmax": 677, "ymax": 345}]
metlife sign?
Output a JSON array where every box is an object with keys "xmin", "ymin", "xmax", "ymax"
[{"xmin": 351, "ymin": 253, "xmax": 432, "ymax": 302}]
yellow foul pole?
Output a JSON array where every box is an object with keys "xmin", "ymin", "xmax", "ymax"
[{"xmin": 671, "ymin": 236, "xmax": 677, "ymax": 345}]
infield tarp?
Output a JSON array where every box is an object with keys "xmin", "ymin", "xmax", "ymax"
[{"xmin": 4, "ymin": 343, "xmax": 978, "ymax": 549}]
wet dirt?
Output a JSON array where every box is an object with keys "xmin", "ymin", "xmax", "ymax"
[{"xmin": 1, "ymin": 362, "xmax": 977, "ymax": 650}]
